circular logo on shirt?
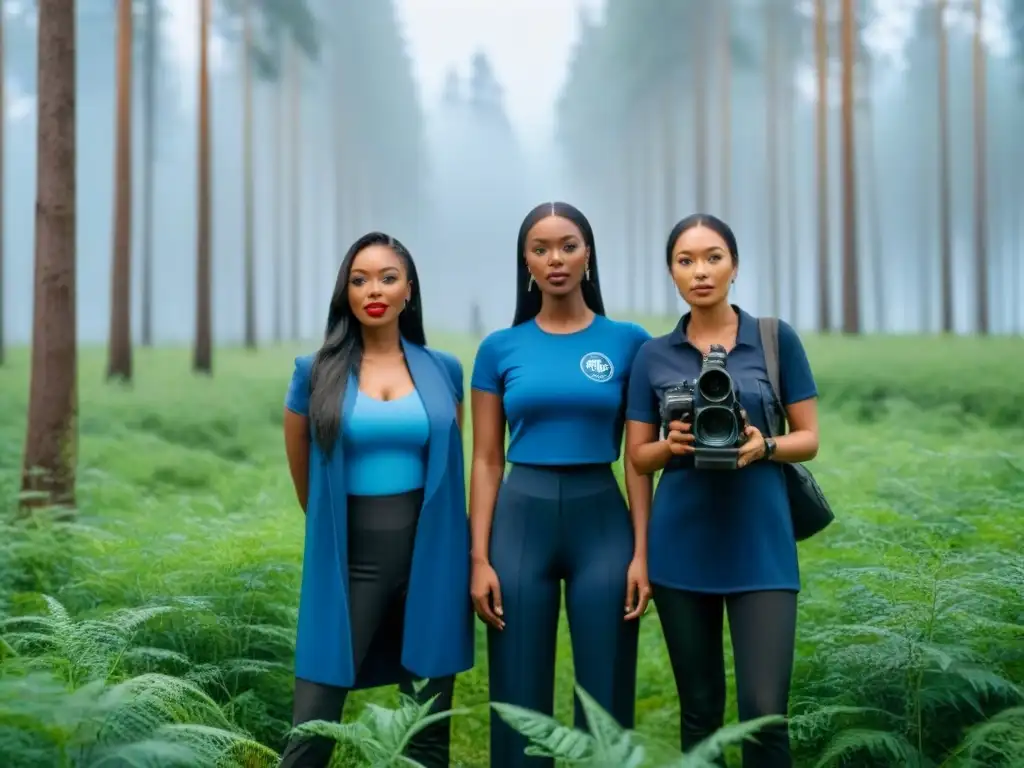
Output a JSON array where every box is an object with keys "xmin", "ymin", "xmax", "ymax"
[{"xmin": 579, "ymin": 352, "xmax": 614, "ymax": 382}]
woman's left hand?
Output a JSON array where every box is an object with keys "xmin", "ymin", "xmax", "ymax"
[
  {"xmin": 624, "ymin": 557, "xmax": 652, "ymax": 621},
  {"xmin": 736, "ymin": 425, "xmax": 767, "ymax": 468}
]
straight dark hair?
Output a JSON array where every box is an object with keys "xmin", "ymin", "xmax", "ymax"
[
  {"xmin": 309, "ymin": 231, "xmax": 426, "ymax": 453},
  {"xmin": 511, "ymin": 201, "xmax": 607, "ymax": 326},
  {"xmin": 665, "ymin": 213, "xmax": 740, "ymax": 268}
]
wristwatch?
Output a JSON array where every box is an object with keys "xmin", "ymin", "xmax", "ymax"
[{"xmin": 763, "ymin": 437, "xmax": 777, "ymax": 460}]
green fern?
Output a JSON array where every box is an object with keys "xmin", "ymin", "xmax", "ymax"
[
  {"xmin": 491, "ymin": 683, "xmax": 784, "ymax": 767},
  {"xmin": 290, "ymin": 680, "xmax": 471, "ymax": 767}
]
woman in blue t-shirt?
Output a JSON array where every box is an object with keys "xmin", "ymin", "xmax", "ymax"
[
  {"xmin": 624, "ymin": 214, "xmax": 819, "ymax": 767},
  {"xmin": 469, "ymin": 202, "xmax": 653, "ymax": 767},
  {"xmin": 279, "ymin": 232, "xmax": 472, "ymax": 768}
]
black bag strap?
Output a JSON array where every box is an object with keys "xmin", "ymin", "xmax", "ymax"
[{"xmin": 757, "ymin": 317, "xmax": 787, "ymax": 438}]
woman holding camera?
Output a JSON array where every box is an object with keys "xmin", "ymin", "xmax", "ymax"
[
  {"xmin": 624, "ymin": 214, "xmax": 819, "ymax": 767},
  {"xmin": 470, "ymin": 201, "xmax": 653, "ymax": 767}
]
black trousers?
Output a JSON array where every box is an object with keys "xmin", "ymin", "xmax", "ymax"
[
  {"xmin": 487, "ymin": 464, "xmax": 639, "ymax": 768},
  {"xmin": 653, "ymin": 586, "xmax": 797, "ymax": 768},
  {"xmin": 278, "ymin": 489, "xmax": 455, "ymax": 768}
]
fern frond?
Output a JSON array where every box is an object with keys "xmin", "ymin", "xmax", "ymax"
[
  {"xmin": 490, "ymin": 701, "xmax": 594, "ymax": 762},
  {"xmin": 812, "ymin": 728, "xmax": 924, "ymax": 768}
]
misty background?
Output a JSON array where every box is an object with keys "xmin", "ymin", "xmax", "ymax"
[{"xmin": 1, "ymin": 0, "xmax": 1022, "ymax": 345}]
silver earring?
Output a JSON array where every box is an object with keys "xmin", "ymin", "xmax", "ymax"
[
  {"xmin": 585, "ymin": 265, "xmax": 591, "ymax": 281},
  {"xmin": 528, "ymin": 274, "xmax": 535, "ymax": 291},
  {"xmin": 404, "ymin": 297, "xmax": 410, "ymax": 307}
]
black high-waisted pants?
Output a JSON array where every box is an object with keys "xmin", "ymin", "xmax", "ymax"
[
  {"xmin": 277, "ymin": 489, "xmax": 455, "ymax": 768},
  {"xmin": 653, "ymin": 586, "xmax": 798, "ymax": 768},
  {"xmin": 487, "ymin": 464, "xmax": 639, "ymax": 768}
]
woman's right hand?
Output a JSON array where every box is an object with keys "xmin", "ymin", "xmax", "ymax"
[
  {"xmin": 666, "ymin": 420, "xmax": 695, "ymax": 455},
  {"xmin": 471, "ymin": 560, "xmax": 505, "ymax": 630}
]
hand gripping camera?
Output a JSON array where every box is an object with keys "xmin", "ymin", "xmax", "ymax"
[{"xmin": 659, "ymin": 344, "xmax": 747, "ymax": 470}]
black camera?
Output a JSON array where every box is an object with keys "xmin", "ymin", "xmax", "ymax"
[{"xmin": 660, "ymin": 344, "xmax": 747, "ymax": 469}]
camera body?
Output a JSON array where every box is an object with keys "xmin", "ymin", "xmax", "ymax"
[{"xmin": 660, "ymin": 344, "xmax": 746, "ymax": 469}]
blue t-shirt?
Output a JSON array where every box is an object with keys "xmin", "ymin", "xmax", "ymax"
[
  {"xmin": 625, "ymin": 307, "xmax": 817, "ymax": 594},
  {"xmin": 471, "ymin": 314, "xmax": 651, "ymax": 466}
]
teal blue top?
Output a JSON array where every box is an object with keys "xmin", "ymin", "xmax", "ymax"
[
  {"xmin": 342, "ymin": 390, "xmax": 430, "ymax": 496},
  {"xmin": 470, "ymin": 314, "xmax": 651, "ymax": 465}
]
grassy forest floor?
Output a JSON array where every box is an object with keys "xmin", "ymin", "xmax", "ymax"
[{"xmin": 1, "ymin": 329, "xmax": 1023, "ymax": 767}]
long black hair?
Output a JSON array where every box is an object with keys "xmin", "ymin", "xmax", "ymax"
[
  {"xmin": 511, "ymin": 201, "xmax": 607, "ymax": 326},
  {"xmin": 309, "ymin": 231, "xmax": 426, "ymax": 453},
  {"xmin": 665, "ymin": 213, "xmax": 739, "ymax": 268}
]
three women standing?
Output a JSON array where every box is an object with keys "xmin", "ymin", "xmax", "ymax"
[{"xmin": 281, "ymin": 211, "xmax": 818, "ymax": 768}]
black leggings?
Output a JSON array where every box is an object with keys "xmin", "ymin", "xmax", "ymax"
[
  {"xmin": 277, "ymin": 489, "xmax": 455, "ymax": 768},
  {"xmin": 654, "ymin": 586, "xmax": 797, "ymax": 768}
]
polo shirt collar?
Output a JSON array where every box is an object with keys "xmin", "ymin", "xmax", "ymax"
[{"xmin": 669, "ymin": 305, "xmax": 759, "ymax": 349}]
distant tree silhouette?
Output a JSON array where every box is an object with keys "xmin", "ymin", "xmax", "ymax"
[
  {"xmin": 468, "ymin": 51, "xmax": 510, "ymax": 130},
  {"xmin": 442, "ymin": 67, "xmax": 461, "ymax": 107}
]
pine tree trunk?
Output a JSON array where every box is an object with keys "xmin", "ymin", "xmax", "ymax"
[
  {"xmin": 814, "ymin": 0, "xmax": 831, "ymax": 332},
  {"xmin": 972, "ymin": 0, "xmax": 988, "ymax": 334},
  {"xmin": 937, "ymin": 0, "xmax": 953, "ymax": 333},
  {"xmin": 242, "ymin": 0, "xmax": 256, "ymax": 349},
  {"xmin": 289, "ymin": 42, "xmax": 301, "ymax": 341},
  {"xmin": 107, "ymin": 0, "xmax": 133, "ymax": 381},
  {"xmin": 840, "ymin": 0, "xmax": 860, "ymax": 334},
  {"xmin": 22, "ymin": 0, "xmax": 78, "ymax": 512},
  {"xmin": 140, "ymin": 0, "xmax": 156, "ymax": 347},
  {"xmin": 193, "ymin": 0, "xmax": 212, "ymax": 373},
  {"xmin": 0, "ymin": 6, "xmax": 6, "ymax": 366}
]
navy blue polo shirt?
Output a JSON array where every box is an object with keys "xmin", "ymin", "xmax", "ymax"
[
  {"xmin": 472, "ymin": 314, "xmax": 651, "ymax": 465},
  {"xmin": 625, "ymin": 306, "xmax": 817, "ymax": 594}
]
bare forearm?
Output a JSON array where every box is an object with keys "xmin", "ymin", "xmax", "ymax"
[
  {"xmin": 631, "ymin": 438, "xmax": 673, "ymax": 476},
  {"xmin": 770, "ymin": 430, "xmax": 818, "ymax": 463},
  {"xmin": 469, "ymin": 461, "xmax": 503, "ymax": 564},
  {"xmin": 623, "ymin": 458, "xmax": 651, "ymax": 559}
]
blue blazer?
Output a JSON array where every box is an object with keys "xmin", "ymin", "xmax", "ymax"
[{"xmin": 285, "ymin": 339, "xmax": 474, "ymax": 689}]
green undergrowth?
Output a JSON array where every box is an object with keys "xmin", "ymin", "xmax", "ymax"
[{"xmin": 0, "ymin": 331, "xmax": 1022, "ymax": 766}]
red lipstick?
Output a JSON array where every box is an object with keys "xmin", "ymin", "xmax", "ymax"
[{"xmin": 364, "ymin": 302, "xmax": 388, "ymax": 318}]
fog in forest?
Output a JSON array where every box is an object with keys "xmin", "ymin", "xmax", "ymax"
[{"xmin": 2, "ymin": 0, "xmax": 1022, "ymax": 346}]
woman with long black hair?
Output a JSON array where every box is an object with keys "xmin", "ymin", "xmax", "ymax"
[
  {"xmin": 625, "ymin": 214, "xmax": 820, "ymax": 767},
  {"xmin": 279, "ymin": 232, "xmax": 473, "ymax": 768},
  {"xmin": 469, "ymin": 202, "xmax": 653, "ymax": 767}
]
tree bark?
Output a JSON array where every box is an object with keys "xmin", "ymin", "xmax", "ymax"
[
  {"xmin": 718, "ymin": 0, "xmax": 731, "ymax": 220},
  {"xmin": 107, "ymin": 0, "xmax": 133, "ymax": 381},
  {"xmin": 766, "ymin": 2, "xmax": 780, "ymax": 317},
  {"xmin": 22, "ymin": 0, "xmax": 78, "ymax": 511},
  {"xmin": 937, "ymin": 0, "xmax": 953, "ymax": 333},
  {"xmin": 972, "ymin": 0, "xmax": 988, "ymax": 334},
  {"xmin": 242, "ymin": 0, "xmax": 256, "ymax": 349},
  {"xmin": 140, "ymin": 0, "xmax": 157, "ymax": 347},
  {"xmin": 289, "ymin": 41, "xmax": 301, "ymax": 341},
  {"xmin": 840, "ymin": 0, "xmax": 860, "ymax": 334},
  {"xmin": 0, "ymin": 6, "xmax": 6, "ymax": 366},
  {"xmin": 193, "ymin": 0, "xmax": 212, "ymax": 373},
  {"xmin": 814, "ymin": 0, "xmax": 831, "ymax": 333}
]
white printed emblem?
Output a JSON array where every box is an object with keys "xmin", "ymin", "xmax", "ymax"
[{"xmin": 579, "ymin": 352, "xmax": 614, "ymax": 382}]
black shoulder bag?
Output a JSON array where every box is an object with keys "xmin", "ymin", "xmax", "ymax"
[{"xmin": 757, "ymin": 317, "xmax": 835, "ymax": 542}]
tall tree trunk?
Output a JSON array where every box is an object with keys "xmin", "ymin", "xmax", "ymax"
[
  {"xmin": 107, "ymin": 0, "xmax": 133, "ymax": 381},
  {"xmin": 919, "ymin": 121, "xmax": 932, "ymax": 333},
  {"xmin": 861, "ymin": 56, "xmax": 884, "ymax": 332},
  {"xmin": 839, "ymin": 0, "xmax": 859, "ymax": 334},
  {"xmin": 694, "ymin": 21, "xmax": 708, "ymax": 214},
  {"xmin": 193, "ymin": 0, "xmax": 212, "ymax": 373},
  {"xmin": 972, "ymin": 0, "xmax": 988, "ymax": 334},
  {"xmin": 0, "ymin": 5, "xmax": 6, "ymax": 367},
  {"xmin": 242, "ymin": 0, "xmax": 256, "ymax": 349},
  {"xmin": 22, "ymin": 0, "xmax": 77, "ymax": 511},
  {"xmin": 766, "ymin": 2, "xmax": 780, "ymax": 317},
  {"xmin": 273, "ymin": 79, "xmax": 284, "ymax": 343},
  {"xmin": 814, "ymin": 0, "xmax": 831, "ymax": 332},
  {"xmin": 782, "ymin": 10, "xmax": 799, "ymax": 324},
  {"xmin": 718, "ymin": 0, "xmax": 731, "ymax": 219},
  {"xmin": 289, "ymin": 42, "xmax": 301, "ymax": 341},
  {"xmin": 140, "ymin": 0, "xmax": 156, "ymax": 347},
  {"xmin": 624, "ymin": 140, "xmax": 636, "ymax": 314},
  {"xmin": 937, "ymin": 0, "xmax": 953, "ymax": 333},
  {"xmin": 663, "ymin": 95, "xmax": 677, "ymax": 317}
]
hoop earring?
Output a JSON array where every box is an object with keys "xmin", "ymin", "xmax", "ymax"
[
  {"xmin": 527, "ymin": 274, "xmax": 535, "ymax": 291},
  {"xmin": 585, "ymin": 264, "xmax": 591, "ymax": 281}
]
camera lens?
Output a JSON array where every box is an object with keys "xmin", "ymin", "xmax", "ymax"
[
  {"xmin": 698, "ymin": 369, "xmax": 731, "ymax": 403},
  {"xmin": 694, "ymin": 406, "xmax": 738, "ymax": 447}
]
